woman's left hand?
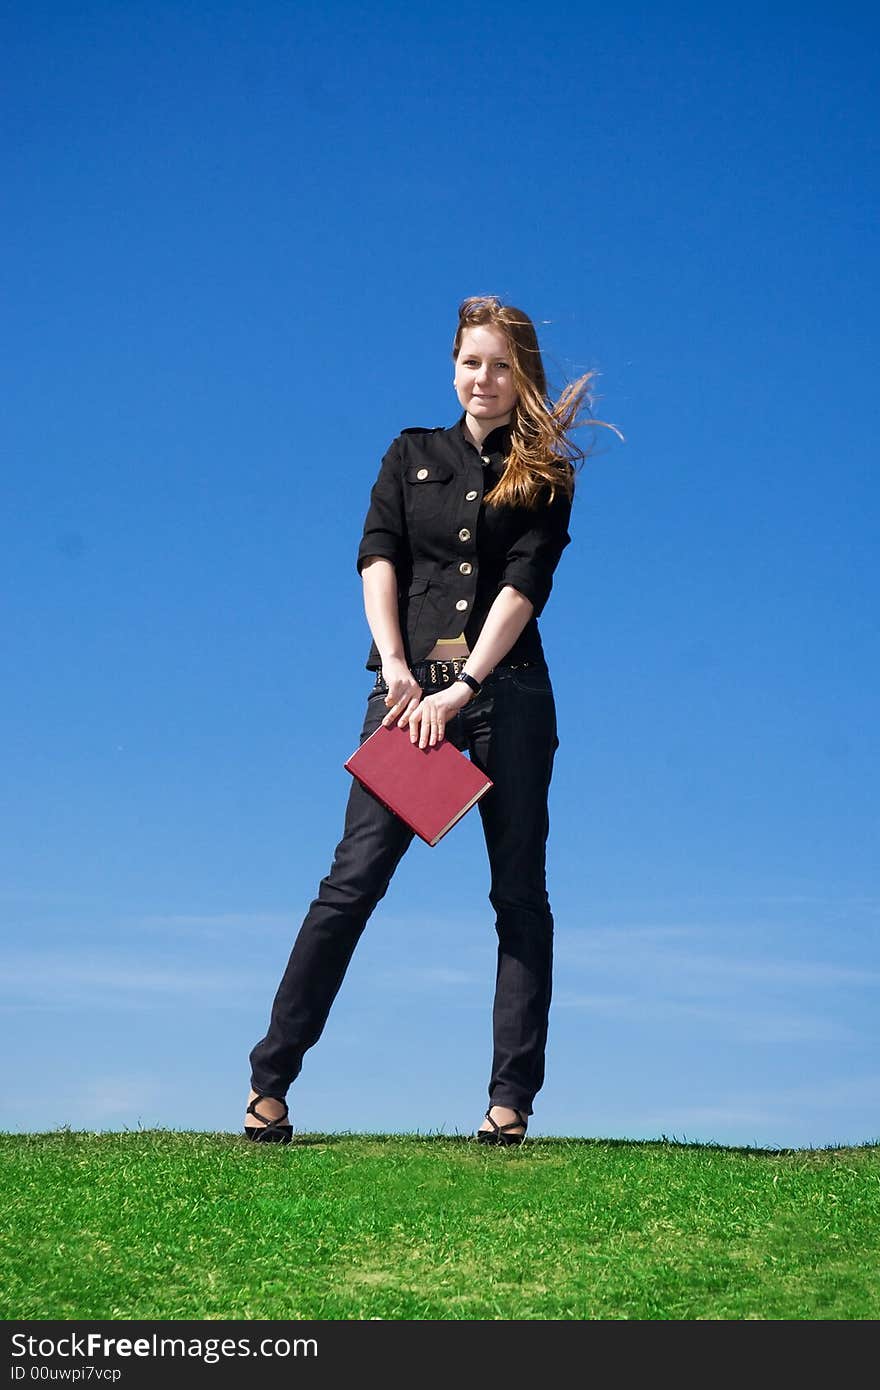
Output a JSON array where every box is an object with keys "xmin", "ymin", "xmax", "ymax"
[{"xmin": 398, "ymin": 683, "xmax": 473, "ymax": 747}]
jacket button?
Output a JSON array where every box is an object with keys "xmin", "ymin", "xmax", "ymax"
[
  {"xmin": 416, "ymin": 468, "xmax": 429, "ymax": 480},
  {"xmin": 458, "ymin": 527, "xmax": 471, "ymax": 542},
  {"xmin": 459, "ymin": 562, "xmax": 472, "ymax": 575},
  {"xmin": 481, "ymin": 455, "xmax": 491, "ymax": 464},
  {"xmin": 465, "ymin": 490, "xmax": 478, "ymax": 501},
  {"xmin": 455, "ymin": 599, "xmax": 468, "ymax": 611}
]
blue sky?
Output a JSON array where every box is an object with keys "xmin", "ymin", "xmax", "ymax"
[{"xmin": 3, "ymin": 2, "xmax": 878, "ymax": 1149}]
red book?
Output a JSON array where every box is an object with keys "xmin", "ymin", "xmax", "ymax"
[{"xmin": 344, "ymin": 722, "xmax": 493, "ymax": 846}]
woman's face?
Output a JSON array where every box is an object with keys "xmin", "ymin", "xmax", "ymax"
[{"xmin": 453, "ymin": 324, "xmax": 518, "ymax": 426}]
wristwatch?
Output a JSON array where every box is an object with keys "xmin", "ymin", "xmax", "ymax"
[{"xmin": 456, "ymin": 671, "xmax": 482, "ymax": 698}]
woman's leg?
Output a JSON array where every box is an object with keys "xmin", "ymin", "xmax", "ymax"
[
  {"xmin": 247, "ymin": 690, "xmax": 415, "ymax": 1110},
  {"xmin": 464, "ymin": 666, "xmax": 559, "ymax": 1127}
]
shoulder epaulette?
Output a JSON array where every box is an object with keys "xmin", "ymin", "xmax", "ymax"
[{"xmin": 400, "ymin": 426, "xmax": 443, "ymax": 435}]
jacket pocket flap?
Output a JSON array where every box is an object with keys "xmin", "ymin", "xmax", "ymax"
[
  {"xmin": 404, "ymin": 462, "xmax": 454, "ymax": 485},
  {"xmin": 408, "ymin": 576, "xmax": 430, "ymax": 596}
]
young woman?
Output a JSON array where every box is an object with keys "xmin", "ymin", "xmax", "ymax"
[{"xmin": 244, "ymin": 295, "xmax": 610, "ymax": 1145}]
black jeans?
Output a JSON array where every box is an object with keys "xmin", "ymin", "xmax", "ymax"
[{"xmin": 248, "ymin": 662, "xmax": 560, "ymax": 1116}]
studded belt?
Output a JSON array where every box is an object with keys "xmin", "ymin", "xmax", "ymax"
[
  {"xmin": 372, "ymin": 657, "xmax": 544, "ymax": 694},
  {"xmin": 373, "ymin": 657, "xmax": 468, "ymax": 693}
]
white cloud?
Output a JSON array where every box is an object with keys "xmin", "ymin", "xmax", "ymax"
[
  {"xmin": 2, "ymin": 1072, "xmax": 164, "ymax": 1128},
  {"xmin": 553, "ymin": 991, "xmax": 852, "ymax": 1042},
  {"xmin": 634, "ymin": 1076, "xmax": 880, "ymax": 1143},
  {"xmin": 1, "ymin": 951, "xmax": 269, "ymax": 1007},
  {"xmin": 556, "ymin": 926, "xmax": 880, "ymax": 989},
  {"xmin": 129, "ymin": 911, "xmax": 294, "ymax": 938},
  {"xmin": 373, "ymin": 965, "xmax": 481, "ymax": 988}
]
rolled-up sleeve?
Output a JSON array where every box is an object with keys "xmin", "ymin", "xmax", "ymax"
[
  {"xmin": 498, "ymin": 488, "xmax": 573, "ymax": 616},
  {"xmin": 356, "ymin": 439, "xmax": 405, "ymax": 575}
]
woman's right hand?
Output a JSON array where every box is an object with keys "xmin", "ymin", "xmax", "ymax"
[{"xmin": 380, "ymin": 656, "xmax": 423, "ymax": 728}]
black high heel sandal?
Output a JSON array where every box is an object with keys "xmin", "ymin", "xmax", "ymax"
[
  {"xmin": 476, "ymin": 1106, "xmax": 528, "ymax": 1146},
  {"xmin": 244, "ymin": 1095, "xmax": 293, "ymax": 1144}
]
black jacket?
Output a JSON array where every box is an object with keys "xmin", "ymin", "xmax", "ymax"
[{"xmin": 356, "ymin": 418, "xmax": 573, "ymax": 672}]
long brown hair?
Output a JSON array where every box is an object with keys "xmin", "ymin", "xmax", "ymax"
[{"xmin": 452, "ymin": 295, "xmax": 621, "ymax": 510}]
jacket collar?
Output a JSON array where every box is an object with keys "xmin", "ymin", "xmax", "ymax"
[{"xmin": 453, "ymin": 415, "xmax": 511, "ymax": 460}]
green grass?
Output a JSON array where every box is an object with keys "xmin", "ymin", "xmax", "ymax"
[{"xmin": 3, "ymin": 1130, "xmax": 879, "ymax": 1320}]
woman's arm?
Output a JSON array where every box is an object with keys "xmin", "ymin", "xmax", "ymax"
[
  {"xmin": 360, "ymin": 556, "xmax": 423, "ymax": 723},
  {"xmin": 458, "ymin": 584, "xmax": 534, "ymax": 685},
  {"xmin": 399, "ymin": 584, "xmax": 534, "ymax": 748}
]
